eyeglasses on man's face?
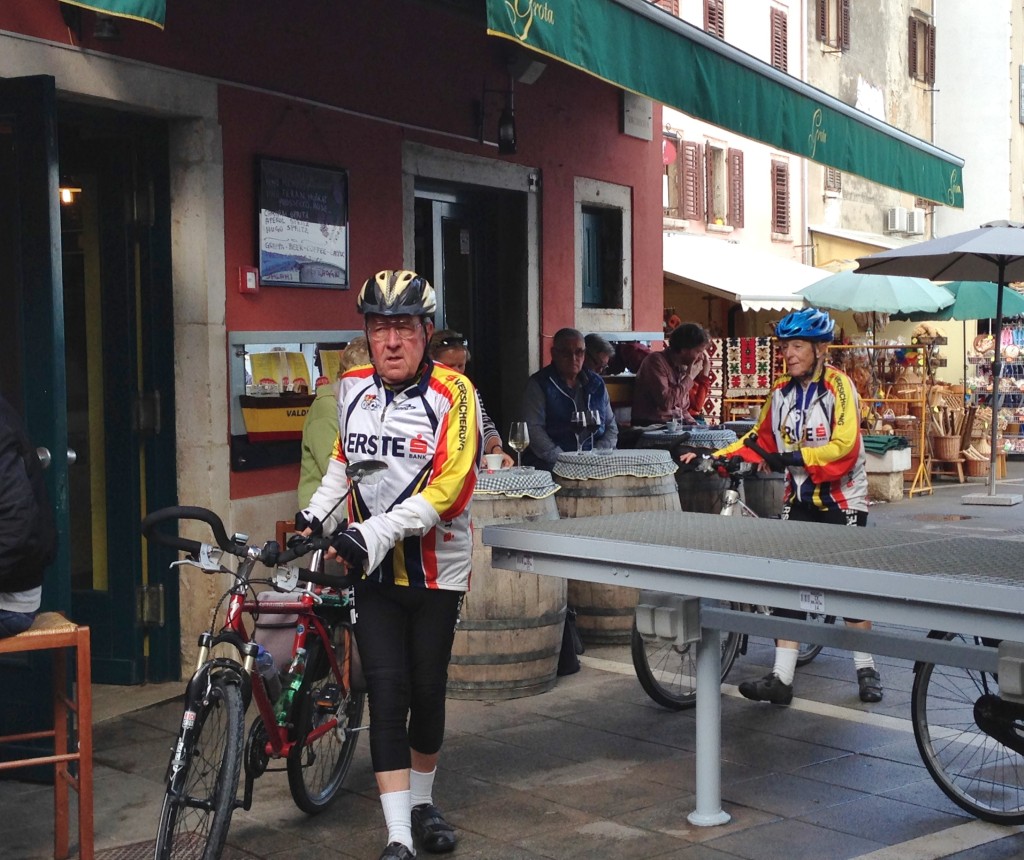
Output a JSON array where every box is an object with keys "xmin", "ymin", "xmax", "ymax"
[
  {"xmin": 554, "ymin": 347, "xmax": 586, "ymax": 358},
  {"xmin": 367, "ymin": 317, "xmax": 423, "ymax": 341}
]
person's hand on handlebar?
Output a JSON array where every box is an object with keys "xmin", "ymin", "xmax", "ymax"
[{"xmin": 761, "ymin": 449, "xmax": 804, "ymax": 473}]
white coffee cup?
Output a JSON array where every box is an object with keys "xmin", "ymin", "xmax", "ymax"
[{"xmin": 484, "ymin": 453, "xmax": 504, "ymax": 471}]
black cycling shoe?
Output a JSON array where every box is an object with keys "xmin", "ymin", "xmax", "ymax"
[
  {"xmin": 857, "ymin": 667, "xmax": 883, "ymax": 703},
  {"xmin": 738, "ymin": 672, "xmax": 794, "ymax": 705},
  {"xmin": 379, "ymin": 842, "xmax": 415, "ymax": 860},
  {"xmin": 411, "ymin": 802, "xmax": 457, "ymax": 853}
]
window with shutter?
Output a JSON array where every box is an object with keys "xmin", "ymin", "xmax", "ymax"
[
  {"xmin": 824, "ymin": 166, "xmax": 842, "ymax": 193},
  {"xmin": 706, "ymin": 145, "xmax": 727, "ymax": 224},
  {"xmin": 682, "ymin": 141, "xmax": 704, "ymax": 221},
  {"xmin": 727, "ymin": 148, "xmax": 744, "ymax": 228},
  {"xmin": 770, "ymin": 7, "xmax": 787, "ymax": 72},
  {"xmin": 704, "ymin": 0, "xmax": 725, "ymax": 38},
  {"xmin": 650, "ymin": 0, "xmax": 680, "ymax": 15},
  {"xmin": 818, "ymin": 0, "xmax": 850, "ymax": 51},
  {"xmin": 664, "ymin": 136, "xmax": 681, "ymax": 217},
  {"xmin": 771, "ymin": 161, "xmax": 790, "ymax": 235},
  {"xmin": 908, "ymin": 15, "xmax": 936, "ymax": 84}
]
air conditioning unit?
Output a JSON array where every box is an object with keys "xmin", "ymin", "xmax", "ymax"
[
  {"xmin": 906, "ymin": 207, "xmax": 926, "ymax": 235},
  {"xmin": 885, "ymin": 206, "xmax": 908, "ymax": 234}
]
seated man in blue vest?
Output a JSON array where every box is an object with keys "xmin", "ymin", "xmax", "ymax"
[{"xmin": 521, "ymin": 327, "xmax": 618, "ymax": 470}]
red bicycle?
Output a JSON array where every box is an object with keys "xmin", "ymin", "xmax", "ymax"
[{"xmin": 143, "ymin": 461, "xmax": 385, "ymax": 859}]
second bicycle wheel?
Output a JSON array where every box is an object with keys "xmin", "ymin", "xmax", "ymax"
[
  {"xmin": 287, "ymin": 622, "xmax": 366, "ymax": 813},
  {"xmin": 631, "ymin": 601, "xmax": 742, "ymax": 711},
  {"xmin": 154, "ymin": 674, "xmax": 244, "ymax": 860},
  {"xmin": 911, "ymin": 633, "xmax": 1024, "ymax": 824},
  {"xmin": 796, "ymin": 614, "xmax": 836, "ymax": 666}
]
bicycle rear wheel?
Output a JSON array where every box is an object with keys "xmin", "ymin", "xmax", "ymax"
[
  {"xmin": 287, "ymin": 622, "xmax": 366, "ymax": 813},
  {"xmin": 631, "ymin": 601, "xmax": 742, "ymax": 711},
  {"xmin": 911, "ymin": 633, "xmax": 1024, "ymax": 824},
  {"xmin": 154, "ymin": 675, "xmax": 244, "ymax": 860}
]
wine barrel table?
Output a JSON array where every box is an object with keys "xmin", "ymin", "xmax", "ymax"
[
  {"xmin": 448, "ymin": 467, "xmax": 565, "ymax": 700},
  {"xmin": 553, "ymin": 449, "xmax": 680, "ymax": 644}
]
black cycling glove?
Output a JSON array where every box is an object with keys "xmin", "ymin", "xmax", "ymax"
[
  {"xmin": 331, "ymin": 527, "xmax": 369, "ymax": 567},
  {"xmin": 294, "ymin": 511, "xmax": 323, "ymax": 536},
  {"xmin": 762, "ymin": 450, "xmax": 804, "ymax": 473}
]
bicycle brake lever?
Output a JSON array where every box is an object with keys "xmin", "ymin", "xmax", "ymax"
[{"xmin": 170, "ymin": 544, "xmax": 225, "ymax": 572}]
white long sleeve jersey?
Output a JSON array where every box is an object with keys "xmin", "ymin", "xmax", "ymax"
[{"xmin": 303, "ymin": 361, "xmax": 481, "ymax": 591}]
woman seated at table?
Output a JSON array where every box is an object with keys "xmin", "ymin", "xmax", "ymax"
[
  {"xmin": 429, "ymin": 330, "xmax": 514, "ymax": 468},
  {"xmin": 631, "ymin": 323, "xmax": 712, "ymax": 426}
]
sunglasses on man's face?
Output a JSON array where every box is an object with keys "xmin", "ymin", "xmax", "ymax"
[{"xmin": 437, "ymin": 334, "xmax": 467, "ymax": 347}]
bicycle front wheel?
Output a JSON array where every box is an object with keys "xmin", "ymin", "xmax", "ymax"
[
  {"xmin": 287, "ymin": 623, "xmax": 366, "ymax": 814},
  {"xmin": 631, "ymin": 602, "xmax": 743, "ymax": 711},
  {"xmin": 154, "ymin": 675, "xmax": 244, "ymax": 860},
  {"xmin": 796, "ymin": 614, "xmax": 836, "ymax": 666},
  {"xmin": 911, "ymin": 633, "xmax": 1024, "ymax": 824}
]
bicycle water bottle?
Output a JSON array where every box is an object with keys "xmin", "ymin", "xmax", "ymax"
[
  {"xmin": 273, "ymin": 646, "xmax": 307, "ymax": 724},
  {"xmin": 255, "ymin": 644, "xmax": 282, "ymax": 702}
]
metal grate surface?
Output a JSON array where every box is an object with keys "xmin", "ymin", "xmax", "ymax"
[{"xmin": 500, "ymin": 511, "xmax": 1024, "ymax": 588}]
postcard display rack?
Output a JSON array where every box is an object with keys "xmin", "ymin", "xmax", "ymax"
[{"xmin": 968, "ymin": 324, "xmax": 1024, "ymax": 458}]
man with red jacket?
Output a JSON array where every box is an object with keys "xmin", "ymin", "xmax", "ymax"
[{"xmin": 681, "ymin": 308, "xmax": 880, "ymax": 706}]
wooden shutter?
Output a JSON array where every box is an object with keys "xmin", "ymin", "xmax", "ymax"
[
  {"xmin": 840, "ymin": 0, "xmax": 850, "ymax": 50},
  {"xmin": 705, "ymin": 0, "xmax": 725, "ymax": 38},
  {"xmin": 908, "ymin": 16, "xmax": 918, "ymax": 79},
  {"xmin": 682, "ymin": 141, "xmax": 704, "ymax": 221},
  {"xmin": 651, "ymin": 0, "xmax": 680, "ymax": 15},
  {"xmin": 771, "ymin": 161, "xmax": 790, "ymax": 235},
  {"xmin": 770, "ymin": 7, "xmax": 788, "ymax": 72},
  {"xmin": 824, "ymin": 166, "xmax": 842, "ymax": 193},
  {"xmin": 817, "ymin": 0, "xmax": 827, "ymax": 43},
  {"xmin": 728, "ymin": 148, "xmax": 744, "ymax": 228},
  {"xmin": 925, "ymin": 23, "xmax": 936, "ymax": 85}
]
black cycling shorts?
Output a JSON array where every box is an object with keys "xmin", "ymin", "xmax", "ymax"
[{"xmin": 353, "ymin": 577, "xmax": 463, "ymax": 773}]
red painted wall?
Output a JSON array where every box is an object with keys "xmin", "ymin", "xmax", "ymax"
[{"xmin": 4, "ymin": 0, "xmax": 664, "ymax": 499}]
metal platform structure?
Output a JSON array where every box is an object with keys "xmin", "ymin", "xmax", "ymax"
[{"xmin": 482, "ymin": 511, "xmax": 1024, "ymax": 826}]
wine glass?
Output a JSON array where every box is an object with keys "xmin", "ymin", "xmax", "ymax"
[
  {"xmin": 570, "ymin": 411, "xmax": 587, "ymax": 453},
  {"xmin": 508, "ymin": 422, "xmax": 529, "ymax": 469},
  {"xmin": 585, "ymin": 409, "xmax": 602, "ymax": 450}
]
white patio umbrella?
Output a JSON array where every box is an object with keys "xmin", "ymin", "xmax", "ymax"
[{"xmin": 857, "ymin": 221, "xmax": 1024, "ymax": 498}]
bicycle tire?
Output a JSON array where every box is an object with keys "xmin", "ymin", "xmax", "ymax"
[
  {"xmin": 631, "ymin": 602, "xmax": 743, "ymax": 711},
  {"xmin": 287, "ymin": 623, "xmax": 366, "ymax": 814},
  {"xmin": 796, "ymin": 614, "xmax": 837, "ymax": 666},
  {"xmin": 154, "ymin": 675, "xmax": 245, "ymax": 860},
  {"xmin": 911, "ymin": 632, "xmax": 1024, "ymax": 824}
]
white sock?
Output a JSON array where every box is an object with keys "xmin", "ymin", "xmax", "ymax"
[
  {"xmin": 853, "ymin": 652, "xmax": 876, "ymax": 672},
  {"xmin": 380, "ymin": 789, "xmax": 414, "ymax": 851},
  {"xmin": 410, "ymin": 767, "xmax": 436, "ymax": 808},
  {"xmin": 772, "ymin": 647, "xmax": 799, "ymax": 686}
]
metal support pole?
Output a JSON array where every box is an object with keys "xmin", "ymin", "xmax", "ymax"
[{"xmin": 687, "ymin": 625, "xmax": 731, "ymax": 826}]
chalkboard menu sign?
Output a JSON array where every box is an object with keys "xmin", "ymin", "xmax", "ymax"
[{"xmin": 258, "ymin": 158, "xmax": 349, "ymax": 289}]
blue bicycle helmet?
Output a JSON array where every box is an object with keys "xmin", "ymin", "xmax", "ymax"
[{"xmin": 775, "ymin": 308, "xmax": 835, "ymax": 342}]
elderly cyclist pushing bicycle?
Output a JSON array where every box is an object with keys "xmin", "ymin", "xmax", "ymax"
[
  {"xmin": 298, "ymin": 270, "xmax": 481, "ymax": 860},
  {"xmin": 680, "ymin": 307, "xmax": 882, "ymax": 707}
]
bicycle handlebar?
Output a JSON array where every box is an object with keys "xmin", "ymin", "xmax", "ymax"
[{"xmin": 141, "ymin": 505, "xmax": 240, "ymax": 558}]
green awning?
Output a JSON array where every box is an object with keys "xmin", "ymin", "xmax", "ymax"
[
  {"xmin": 487, "ymin": 0, "xmax": 964, "ymax": 207},
  {"xmin": 60, "ymin": 0, "xmax": 164, "ymax": 29}
]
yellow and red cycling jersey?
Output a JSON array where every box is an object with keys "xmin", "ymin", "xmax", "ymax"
[
  {"xmin": 716, "ymin": 364, "xmax": 868, "ymax": 513},
  {"xmin": 303, "ymin": 360, "xmax": 481, "ymax": 590}
]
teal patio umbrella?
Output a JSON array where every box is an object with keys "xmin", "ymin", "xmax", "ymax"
[
  {"xmin": 897, "ymin": 280, "xmax": 1024, "ymax": 321},
  {"xmin": 796, "ymin": 270, "xmax": 955, "ymax": 314}
]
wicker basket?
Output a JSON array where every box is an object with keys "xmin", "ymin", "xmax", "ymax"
[
  {"xmin": 965, "ymin": 459, "xmax": 990, "ymax": 478},
  {"xmin": 931, "ymin": 435, "xmax": 961, "ymax": 461}
]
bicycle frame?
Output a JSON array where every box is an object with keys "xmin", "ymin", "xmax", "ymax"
[{"xmin": 174, "ymin": 547, "xmax": 357, "ymax": 811}]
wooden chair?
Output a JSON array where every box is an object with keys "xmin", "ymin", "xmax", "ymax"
[{"xmin": 0, "ymin": 613, "xmax": 93, "ymax": 860}]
